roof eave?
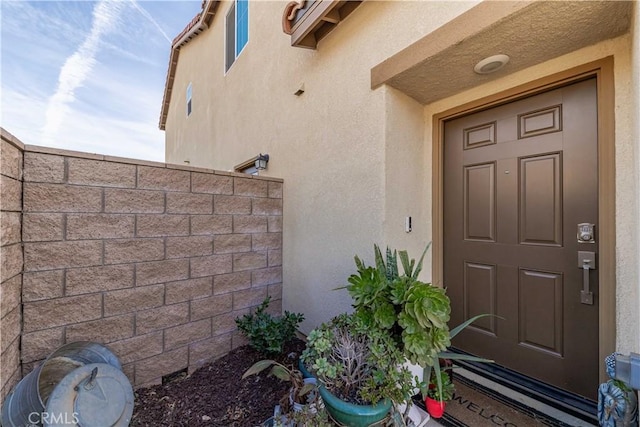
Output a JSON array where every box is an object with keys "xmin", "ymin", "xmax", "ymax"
[{"xmin": 159, "ymin": 0, "xmax": 219, "ymax": 131}]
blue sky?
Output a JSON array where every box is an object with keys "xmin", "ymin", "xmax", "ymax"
[{"xmin": 1, "ymin": 1, "xmax": 201, "ymax": 162}]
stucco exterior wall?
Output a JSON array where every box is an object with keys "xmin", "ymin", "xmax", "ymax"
[
  {"xmin": 422, "ymin": 34, "xmax": 639, "ymax": 353},
  {"xmin": 164, "ymin": 0, "xmax": 639, "ymax": 352},
  {"xmin": 165, "ymin": 0, "xmax": 477, "ymax": 331}
]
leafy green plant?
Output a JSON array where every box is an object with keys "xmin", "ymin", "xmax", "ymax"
[
  {"xmin": 426, "ymin": 371, "xmax": 454, "ymax": 401},
  {"xmin": 235, "ymin": 296, "xmax": 304, "ymax": 355},
  {"xmin": 301, "ymin": 313, "xmax": 413, "ymax": 406},
  {"xmin": 344, "ymin": 244, "xmax": 451, "ymax": 367}
]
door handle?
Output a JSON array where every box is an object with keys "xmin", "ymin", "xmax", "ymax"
[{"xmin": 578, "ymin": 251, "xmax": 595, "ymax": 305}]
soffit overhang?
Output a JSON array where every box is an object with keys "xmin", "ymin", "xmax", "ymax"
[{"xmin": 371, "ymin": 0, "xmax": 634, "ymax": 106}]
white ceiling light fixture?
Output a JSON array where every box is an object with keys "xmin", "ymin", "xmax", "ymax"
[{"xmin": 474, "ymin": 54, "xmax": 510, "ymax": 75}]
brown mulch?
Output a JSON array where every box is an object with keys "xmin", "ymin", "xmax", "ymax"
[{"xmin": 131, "ymin": 339, "xmax": 307, "ymax": 427}]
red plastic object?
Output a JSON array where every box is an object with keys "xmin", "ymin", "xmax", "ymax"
[{"xmin": 425, "ymin": 397, "xmax": 446, "ymax": 418}]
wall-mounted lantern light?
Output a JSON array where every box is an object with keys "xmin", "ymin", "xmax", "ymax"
[{"xmin": 255, "ymin": 153, "xmax": 269, "ymax": 170}]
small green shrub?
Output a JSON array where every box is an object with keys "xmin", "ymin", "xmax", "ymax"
[{"xmin": 235, "ymin": 296, "xmax": 304, "ymax": 355}]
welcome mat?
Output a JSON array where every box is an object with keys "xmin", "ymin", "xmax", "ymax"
[{"xmin": 413, "ymin": 375, "xmax": 580, "ymax": 427}]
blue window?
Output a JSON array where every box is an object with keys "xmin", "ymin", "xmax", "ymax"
[
  {"xmin": 186, "ymin": 83, "xmax": 192, "ymax": 116},
  {"xmin": 225, "ymin": 0, "xmax": 248, "ymax": 72}
]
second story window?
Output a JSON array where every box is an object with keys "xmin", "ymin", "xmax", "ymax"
[
  {"xmin": 225, "ymin": 0, "xmax": 248, "ymax": 72},
  {"xmin": 186, "ymin": 83, "xmax": 192, "ymax": 116}
]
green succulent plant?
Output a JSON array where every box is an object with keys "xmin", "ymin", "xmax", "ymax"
[{"xmin": 344, "ymin": 243, "xmax": 451, "ymax": 367}]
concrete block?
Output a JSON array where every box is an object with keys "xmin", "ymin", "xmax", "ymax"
[
  {"xmin": 188, "ymin": 334, "xmax": 231, "ymax": 367},
  {"xmin": 1, "ymin": 211, "xmax": 21, "ymax": 245},
  {"xmin": 232, "ymin": 251, "xmax": 267, "ymax": 272},
  {"xmin": 23, "ymin": 183, "xmax": 102, "ymax": 213},
  {"xmin": 165, "ymin": 236, "xmax": 213, "ymax": 259},
  {"xmin": 136, "ymin": 259, "xmax": 189, "ymax": 286},
  {"xmin": 214, "ymin": 234, "xmax": 251, "ymax": 254},
  {"xmin": 0, "ymin": 306, "xmax": 20, "ymax": 353},
  {"xmin": 24, "ymin": 240, "xmax": 101, "ymax": 271},
  {"xmin": 268, "ymin": 181, "xmax": 283, "ymax": 199},
  {"xmin": 0, "ymin": 243, "xmax": 22, "ymax": 280},
  {"xmin": 0, "ymin": 176, "xmax": 21, "ymax": 211},
  {"xmin": 136, "ymin": 214, "xmax": 189, "ymax": 237},
  {"xmin": 1, "ymin": 139, "xmax": 23, "ymax": 180},
  {"xmin": 66, "ymin": 264, "xmax": 134, "ymax": 296},
  {"xmin": 268, "ymin": 249, "xmax": 282, "ymax": 267},
  {"xmin": 22, "ymin": 213, "xmax": 64, "ymax": 242},
  {"xmin": 135, "ymin": 303, "xmax": 190, "ymax": 335},
  {"xmin": 104, "ymin": 238, "xmax": 164, "ymax": 264},
  {"xmin": 104, "ymin": 188, "xmax": 165, "ymax": 213},
  {"xmin": 212, "ymin": 310, "xmax": 244, "ymax": 336},
  {"xmin": 66, "ymin": 214, "xmax": 135, "ymax": 240},
  {"xmin": 164, "ymin": 319, "xmax": 212, "ymax": 351},
  {"xmin": 23, "ymin": 270, "xmax": 64, "ymax": 301},
  {"xmin": 190, "ymin": 254, "xmax": 233, "ymax": 278},
  {"xmin": 252, "ymin": 198, "xmax": 283, "ymax": 216},
  {"xmin": 135, "ymin": 346, "xmax": 188, "ymax": 385},
  {"xmin": 252, "ymin": 233, "xmax": 282, "ymax": 251},
  {"xmin": 234, "ymin": 177, "xmax": 268, "ymax": 197},
  {"xmin": 190, "ymin": 293, "xmax": 232, "ymax": 321},
  {"xmin": 23, "ymin": 152, "xmax": 64, "ymax": 183},
  {"xmin": 103, "ymin": 284, "xmax": 164, "ymax": 316},
  {"xmin": 67, "ymin": 158, "xmax": 136, "ymax": 188},
  {"xmin": 21, "ymin": 327, "xmax": 64, "ymax": 363},
  {"xmin": 137, "ymin": 166, "xmax": 190, "ymax": 192},
  {"xmin": 66, "ymin": 314, "xmax": 135, "ymax": 343},
  {"xmin": 267, "ymin": 216, "xmax": 283, "ymax": 232},
  {"xmin": 251, "ymin": 267, "xmax": 283, "ymax": 287},
  {"xmin": 213, "ymin": 195, "xmax": 251, "ymax": 215},
  {"xmin": 0, "ymin": 274, "xmax": 21, "ymax": 319},
  {"xmin": 107, "ymin": 331, "xmax": 163, "ymax": 364},
  {"xmin": 233, "ymin": 287, "xmax": 268, "ymax": 311},
  {"xmin": 233, "ymin": 215, "xmax": 267, "ymax": 233},
  {"xmin": 268, "ymin": 283, "xmax": 283, "ymax": 301},
  {"xmin": 165, "ymin": 278, "xmax": 212, "ymax": 304},
  {"xmin": 166, "ymin": 192, "xmax": 212, "ymax": 214},
  {"xmin": 191, "ymin": 172, "xmax": 233, "ymax": 195},
  {"xmin": 213, "ymin": 272, "xmax": 251, "ymax": 295},
  {"xmin": 23, "ymin": 294, "xmax": 102, "ymax": 332},
  {"xmin": 191, "ymin": 215, "xmax": 233, "ymax": 235}
]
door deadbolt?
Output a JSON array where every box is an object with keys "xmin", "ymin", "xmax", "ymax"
[{"xmin": 577, "ymin": 223, "xmax": 595, "ymax": 243}]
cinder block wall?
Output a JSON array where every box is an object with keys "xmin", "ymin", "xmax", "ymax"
[
  {"xmin": 0, "ymin": 131, "xmax": 24, "ymax": 402},
  {"xmin": 1, "ymin": 129, "xmax": 283, "ymax": 391}
]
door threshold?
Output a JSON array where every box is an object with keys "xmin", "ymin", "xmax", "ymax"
[{"xmin": 450, "ymin": 361, "xmax": 597, "ymax": 426}]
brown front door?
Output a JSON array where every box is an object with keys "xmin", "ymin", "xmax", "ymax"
[{"xmin": 444, "ymin": 78, "xmax": 599, "ymax": 399}]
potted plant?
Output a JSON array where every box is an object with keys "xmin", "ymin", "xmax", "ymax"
[
  {"xmin": 424, "ymin": 370, "xmax": 454, "ymax": 418},
  {"xmin": 243, "ymin": 360, "xmax": 325, "ymax": 426},
  {"xmin": 301, "ymin": 313, "xmax": 413, "ymax": 427},
  {"xmin": 343, "ymin": 244, "xmax": 494, "ymax": 423},
  {"xmin": 340, "ymin": 244, "xmax": 450, "ymax": 423}
]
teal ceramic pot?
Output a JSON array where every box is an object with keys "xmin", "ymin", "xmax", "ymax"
[
  {"xmin": 318, "ymin": 385, "xmax": 391, "ymax": 427},
  {"xmin": 298, "ymin": 359, "xmax": 314, "ymax": 379}
]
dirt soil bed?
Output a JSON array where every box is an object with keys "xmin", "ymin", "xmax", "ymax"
[{"xmin": 131, "ymin": 339, "xmax": 306, "ymax": 427}]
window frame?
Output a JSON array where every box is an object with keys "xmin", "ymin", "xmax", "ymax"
[
  {"xmin": 186, "ymin": 82, "xmax": 192, "ymax": 117},
  {"xmin": 225, "ymin": 0, "xmax": 249, "ymax": 73}
]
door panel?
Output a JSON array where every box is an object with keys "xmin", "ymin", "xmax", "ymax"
[{"xmin": 444, "ymin": 78, "xmax": 598, "ymax": 399}]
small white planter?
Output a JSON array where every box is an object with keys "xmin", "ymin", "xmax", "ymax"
[{"xmin": 396, "ymin": 402, "xmax": 430, "ymax": 427}]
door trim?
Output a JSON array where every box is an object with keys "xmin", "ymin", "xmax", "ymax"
[{"xmin": 432, "ymin": 57, "xmax": 615, "ymax": 384}]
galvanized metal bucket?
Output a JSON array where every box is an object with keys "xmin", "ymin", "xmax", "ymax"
[{"xmin": 1, "ymin": 342, "xmax": 123, "ymax": 427}]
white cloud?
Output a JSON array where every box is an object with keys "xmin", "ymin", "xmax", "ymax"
[{"xmin": 43, "ymin": 0, "xmax": 124, "ymax": 144}]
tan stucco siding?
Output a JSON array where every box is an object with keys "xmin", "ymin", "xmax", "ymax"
[
  {"xmin": 164, "ymin": 0, "xmax": 639, "ymax": 352},
  {"xmin": 164, "ymin": 1, "xmax": 478, "ymax": 331},
  {"xmin": 423, "ymin": 34, "xmax": 639, "ymax": 354}
]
